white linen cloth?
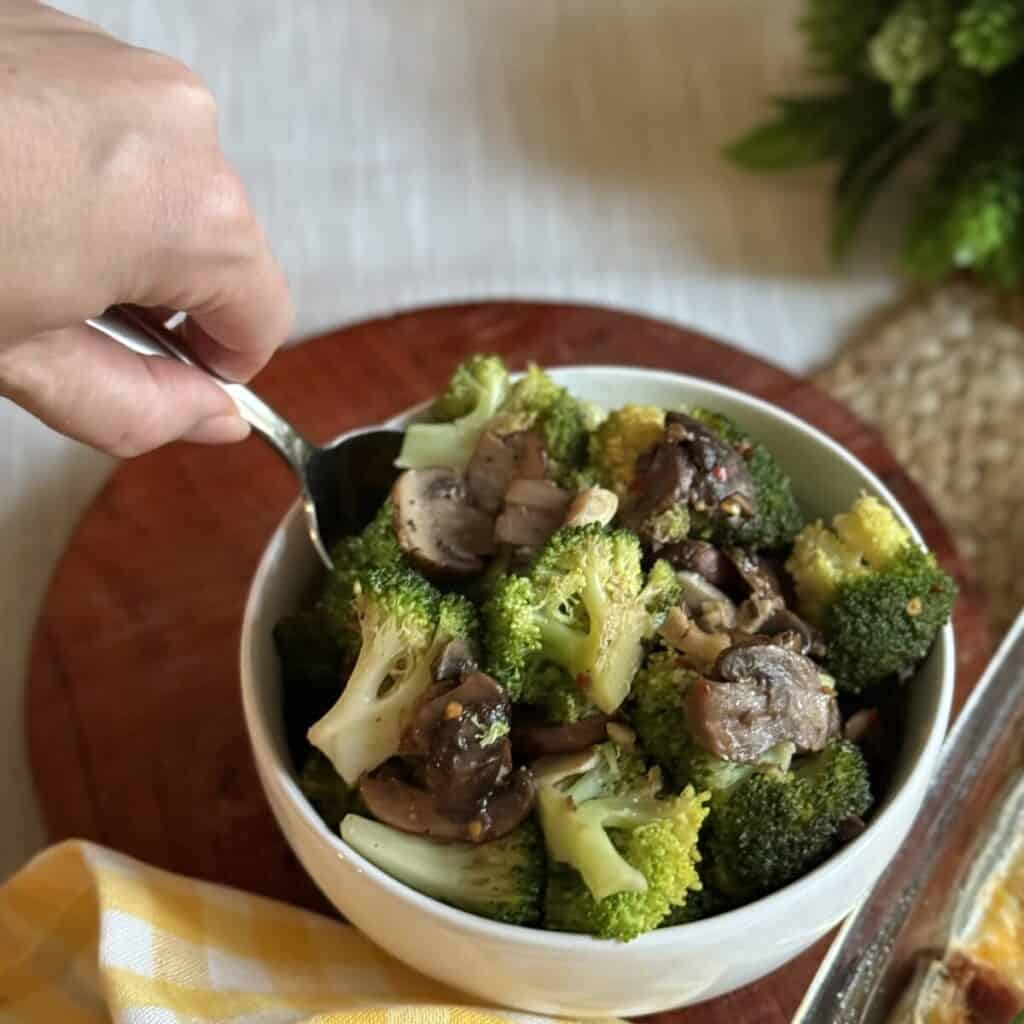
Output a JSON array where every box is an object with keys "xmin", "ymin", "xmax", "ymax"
[{"xmin": 1, "ymin": 0, "xmax": 900, "ymax": 879}]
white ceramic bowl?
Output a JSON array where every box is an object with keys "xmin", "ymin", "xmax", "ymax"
[{"xmin": 241, "ymin": 366, "xmax": 954, "ymax": 1018}]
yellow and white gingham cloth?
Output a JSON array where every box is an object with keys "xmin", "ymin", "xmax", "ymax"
[{"xmin": 0, "ymin": 841, "xmax": 604, "ymax": 1024}]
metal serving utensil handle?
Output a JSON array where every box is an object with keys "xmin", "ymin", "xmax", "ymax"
[{"xmin": 86, "ymin": 306, "xmax": 316, "ymax": 477}]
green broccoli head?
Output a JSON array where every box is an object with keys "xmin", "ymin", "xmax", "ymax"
[
  {"xmin": 435, "ymin": 591, "xmax": 480, "ymax": 647},
  {"xmin": 536, "ymin": 743, "xmax": 709, "ymax": 941},
  {"xmin": 299, "ymin": 750, "xmax": 363, "ymax": 830},
  {"xmin": 341, "ymin": 815, "xmax": 544, "ymax": 925},
  {"xmin": 500, "ymin": 364, "xmax": 590, "ymax": 481},
  {"xmin": 641, "ymin": 559, "xmax": 684, "ymax": 630},
  {"xmin": 629, "ymin": 649, "xmax": 700, "ymax": 787},
  {"xmin": 396, "ymin": 355, "xmax": 510, "ymax": 469},
  {"xmin": 307, "ymin": 566, "xmax": 442, "ymax": 784},
  {"xmin": 787, "ymin": 494, "xmax": 956, "ymax": 692},
  {"xmin": 588, "ymin": 405, "xmax": 666, "ymax": 496},
  {"xmin": 429, "ymin": 354, "xmax": 509, "ymax": 421},
  {"xmin": 321, "ymin": 500, "xmax": 404, "ymax": 652},
  {"xmin": 686, "ymin": 407, "xmax": 804, "ymax": 551},
  {"xmin": 709, "ymin": 739, "xmax": 873, "ymax": 902},
  {"xmin": 484, "ymin": 525, "xmax": 652, "ymax": 715}
]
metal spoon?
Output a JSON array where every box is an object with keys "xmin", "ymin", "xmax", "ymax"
[{"xmin": 86, "ymin": 305, "xmax": 403, "ymax": 568}]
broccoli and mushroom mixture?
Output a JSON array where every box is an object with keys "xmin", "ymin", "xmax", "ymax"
[{"xmin": 275, "ymin": 355, "xmax": 956, "ymax": 942}]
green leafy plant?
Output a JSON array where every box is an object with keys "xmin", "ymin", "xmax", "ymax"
[{"xmin": 728, "ymin": 0, "xmax": 1024, "ymax": 285}]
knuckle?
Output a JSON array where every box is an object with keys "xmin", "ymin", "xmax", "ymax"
[
  {"xmin": 199, "ymin": 166, "xmax": 255, "ymax": 237},
  {"xmin": 136, "ymin": 49, "xmax": 218, "ymax": 116}
]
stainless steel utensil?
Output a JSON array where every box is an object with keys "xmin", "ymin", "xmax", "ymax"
[
  {"xmin": 795, "ymin": 610, "xmax": 1024, "ymax": 1023},
  {"xmin": 87, "ymin": 305, "xmax": 403, "ymax": 568}
]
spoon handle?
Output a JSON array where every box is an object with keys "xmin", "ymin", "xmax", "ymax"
[{"xmin": 86, "ymin": 306, "xmax": 315, "ymax": 475}]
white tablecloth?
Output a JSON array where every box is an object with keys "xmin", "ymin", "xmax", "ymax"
[{"xmin": 1, "ymin": 0, "xmax": 899, "ymax": 879}]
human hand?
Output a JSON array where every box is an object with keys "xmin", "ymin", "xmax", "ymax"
[{"xmin": 0, "ymin": 1, "xmax": 293, "ymax": 456}]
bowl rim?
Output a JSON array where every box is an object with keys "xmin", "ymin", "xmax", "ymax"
[{"xmin": 241, "ymin": 363, "xmax": 955, "ymax": 951}]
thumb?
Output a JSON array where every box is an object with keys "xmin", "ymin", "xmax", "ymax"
[{"xmin": 0, "ymin": 324, "xmax": 250, "ymax": 457}]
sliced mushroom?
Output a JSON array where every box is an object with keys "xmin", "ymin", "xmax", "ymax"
[
  {"xmin": 735, "ymin": 592, "xmax": 786, "ymax": 634},
  {"xmin": 686, "ymin": 644, "xmax": 838, "ymax": 763},
  {"xmin": 660, "ymin": 605, "xmax": 731, "ymax": 673},
  {"xmin": 757, "ymin": 607, "xmax": 826, "ymax": 658},
  {"xmin": 400, "ymin": 671, "xmax": 513, "ymax": 815},
  {"xmin": 391, "ymin": 468, "xmax": 496, "ymax": 579},
  {"xmin": 620, "ymin": 441, "xmax": 694, "ymax": 542},
  {"xmin": 659, "ymin": 539, "xmax": 745, "ymax": 594},
  {"xmin": 665, "ymin": 412, "xmax": 757, "ymax": 521},
  {"xmin": 564, "ymin": 487, "xmax": 619, "ymax": 528},
  {"xmin": 432, "ymin": 637, "xmax": 478, "ymax": 682},
  {"xmin": 494, "ymin": 478, "xmax": 572, "ymax": 549},
  {"xmin": 359, "ymin": 767, "xmax": 535, "ymax": 843},
  {"xmin": 510, "ymin": 708, "xmax": 611, "ymax": 761},
  {"xmin": 466, "ymin": 429, "xmax": 547, "ymax": 514}
]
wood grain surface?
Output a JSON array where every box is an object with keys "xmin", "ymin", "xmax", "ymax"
[{"xmin": 26, "ymin": 302, "xmax": 991, "ymax": 1023}]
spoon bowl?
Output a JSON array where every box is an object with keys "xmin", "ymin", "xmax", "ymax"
[{"xmin": 86, "ymin": 306, "xmax": 403, "ymax": 566}]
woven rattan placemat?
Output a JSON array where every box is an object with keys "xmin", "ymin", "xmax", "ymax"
[{"xmin": 813, "ymin": 282, "xmax": 1023, "ymax": 636}]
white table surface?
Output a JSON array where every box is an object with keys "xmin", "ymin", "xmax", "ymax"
[{"xmin": 1, "ymin": 0, "xmax": 900, "ymax": 880}]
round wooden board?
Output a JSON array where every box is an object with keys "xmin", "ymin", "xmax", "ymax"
[{"xmin": 27, "ymin": 302, "xmax": 990, "ymax": 1023}]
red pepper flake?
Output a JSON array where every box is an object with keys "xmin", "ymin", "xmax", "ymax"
[
  {"xmin": 575, "ymin": 673, "xmax": 592, "ymax": 690},
  {"xmin": 711, "ymin": 465, "xmax": 728, "ymax": 482}
]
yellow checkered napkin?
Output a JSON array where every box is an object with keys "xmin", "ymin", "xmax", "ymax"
[{"xmin": 0, "ymin": 841, "xmax": 603, "ymax": 1024}]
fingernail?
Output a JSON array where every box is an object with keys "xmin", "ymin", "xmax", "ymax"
[{"xmin": 183, "ymin": 414, "xmax": 251, "ymax": 445}]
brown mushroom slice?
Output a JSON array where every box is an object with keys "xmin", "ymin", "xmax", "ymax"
[
  {"xmin": 725, "ymin": 547, "xmax": 785, "ymax": 599},
  {"xmin": 757, "ymin": 606, "xmax": 826, "ymax": 658},
  {"xmin": 659, "ymin": 539, "xmax": 745, "ymax": 595},
  {"xmin": 620, "ymin": 441, "xmax": 694, "ymax": 541},
  {"xmin": 686, "ymin": 644, "xmax": 837, "ymax": 763},
  {"xmin": 466, "ymin": 429, "xmax": 547, "ymax": 515},
  {"xmin": 359, "ymin": 767, "xmax": 535, "ymax": 843},
  {"xmin": 401, "ymin": 673, "xmax": 507, "ymax": 755},
  {"xmin": 563, "ymin": 487, "xmax": 619, "ymax": 528},
  {"xmin": 494, "ymin": 478, "xmax": 572, "ymax": 549},
  {"xmin": 660, "ymin": 605, "xmax": 730, "ymax": 673},
  {"xmin": 664, "ymin": 412, "xmax": 757, "ymax": 519},
  {"xmin": 735, "ymin": 592, "xmax": 786, "ymax": 634},
  {"xmin": 510, "ymin": 710, "xmax": 611, "ymax": 761},
  {"xmin": 432, "ymin": 637, "xmax": 478, "ymax": 682},
  {"xmin": 391, "ymin": 468, "xmax": 496, "ymax": 579}
]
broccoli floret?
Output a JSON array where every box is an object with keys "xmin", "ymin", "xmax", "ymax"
[
  {"xmin": 709, "ymin": 739, "xmax": 873, "ymax": 902},
  {"xmin": 500, "ymin": 364, "xmax": 590, "ymax": 481},
  {"xmin": 536, "ymin": 743, "xmax": 709, "ymax": 941},
  {"xmin": 645, "ymin": 504, "xmax": 692, "ymax": 548},
  {"xmin": 660, "ymin": 872, "xmax": 725, "ymax": 926},
  {"xmin": 299, "ymin": 750, "xmax": 362, "ymax": 829},
  {"xmin": 588, "ymin": 405, "xmax": 666, "ymax": 496},
  {"xmin": 686, "ymin": 408, "xmax": 804, "ymax": 551},
  {"xmin": 396, "ymin": 355, "xmax": 509, "ymax": 470},
  {"xmin": 787, "ymin": 495, "xmax": 956, "ymax": 691},
  {"xmin": 341, "ymin": 815, "xmax": 544, "ymax": 925},
  {"xmin": 309, "ymin": 569, "xmax": 481, "ymax": 784},
  {"xmin": 483, "ymin": 525, "xmax": 655, "ymax": 715},
  {"xmin": 641, "ymin": 559, "xmax": 683, "ymax": 630},
  {"xmin": 629, "ymin": 649, "xmax": 701, "ymax": 787},
  {"xmin": 320, "ymin": 501, "xmax": 404, "ymax": 651}
]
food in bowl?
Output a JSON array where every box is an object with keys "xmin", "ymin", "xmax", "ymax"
[{"xmin": 274, "ymin": 356, "xmax": 956, "ymax": 943}]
